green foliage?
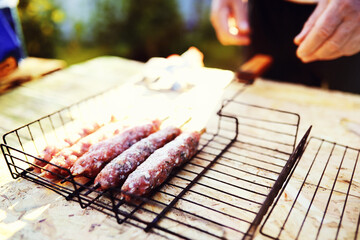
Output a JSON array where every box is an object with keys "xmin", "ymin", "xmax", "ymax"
[
  {"xmin": 18, "ymin": 0, "xmax": 64, "ymax": 58},
  {"xmin": 125, "ymin": 0, "xmax": 185, "ymax": 60},
  {"xmin": 92, "ymin": 0, "xmax": 186, "ymax": 61},
  {"xmin": 16, "ymin": 0, "xmax": 244, "ymax": 70}
]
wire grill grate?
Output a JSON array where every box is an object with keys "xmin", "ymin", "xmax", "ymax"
[
  {"xmin": 260, "ymin": 137, "xmax": 360, "ymax": 240},
  {"xmin": 1, "ymin": 92, "xmax": 308, "ymax": 239}
]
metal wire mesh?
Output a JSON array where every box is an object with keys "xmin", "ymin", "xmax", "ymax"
[
  {"xmin": 1, "ymin": 92, "xmax": 304, "ymax": 239},
  {"xmin": 260, "ymin": 137, "xmax": 360, "ymax": 240}
]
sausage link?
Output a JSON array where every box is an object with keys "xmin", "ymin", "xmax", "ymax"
[
  {"xmin": 95, "ymin": 126, "xmax": 181, "ymax": 191},
  {"xmin": 70, "ymin": 120, "xmax": 161, "ymax": 178},
  {"xmin": 43, "ymin": 121, "xmax": 128, "ymax": 180},
  {"xmin": 121, "ymin": 131, "xmax": 200, "ymax": 201},
  {"xmin": 33, "ymin": 122, "xmax": 103, "ymax": 173}
]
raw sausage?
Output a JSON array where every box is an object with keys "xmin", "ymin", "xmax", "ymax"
[
  {"xmin": 33, "ymin": 122, "xmax": 103, "ymax": 173},
  {"xmin": 43, "ymin": 120, "xmax": 128, "ymax": 180},
  {"xmin": 70, "ymin": 119, "xmax": 161, "ymax": 178},
  {"xmin": 121, "ymin": 131, "xmax": 200, "ymax": 201},
  {"xmin": 95, "ymin": 126, "xmax": 181, "ymax": 191}
]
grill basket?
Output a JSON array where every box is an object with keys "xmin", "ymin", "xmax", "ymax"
[{"xmin": 2, "ymin": 88, "xmax": 356, "ymax": 240}]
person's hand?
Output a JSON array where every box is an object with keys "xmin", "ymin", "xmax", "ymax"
[
  {"xmin": 294, "ymin": 0, "xmax": 360, "ymax": 63},
  {"xmin": 210, "ymin": 0, "xmax": 250, "ymax": 45}
]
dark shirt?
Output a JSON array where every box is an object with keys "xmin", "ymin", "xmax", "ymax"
[{"xmin": 247, "ymin": 0, "xmax": 360, "ymax": 94}]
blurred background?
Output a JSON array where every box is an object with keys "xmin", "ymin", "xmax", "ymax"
[{"xmin": 17, "ymin": 0, "xmax": 245, "ymax": 70}]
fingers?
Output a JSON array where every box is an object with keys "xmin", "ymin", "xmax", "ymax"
[
  {"xmin": 210, "ymin": 0, "xmax": 250, "ymax": 46},
  {"xmin": 294, "ymin": 0, "xmax": 328, "ymax": 45},
  {"xmin": 303, "ymin": 20, "xmax": 360, "ymax": 62},
  {"xmin": 214, "ymin": 4, "xmax": 233, "ymax": 43},
  {"xmin": 210, "ymin": 0, "xmax": 227, "ymax": 37},
  {"xmin": 296, "ymin": 1, "xmax": 343, "ymax": 61},
  {"xmin": 342, "ymin": 33, "xmax": 360, "ymax": 56},
  {"xmin": 216, "ymin": 6, "xmax": 250, "ymax": 45},
  {"xmin": 232, "ymin": 0, "xmax": 250, "ymax": 34},
  {"xmin": 296, "ymin": 0, "xmax": 360, "ymax": 62},
  {"xmin": 302, "ymin": 22, "xmax": 352, "ymax": 62}
]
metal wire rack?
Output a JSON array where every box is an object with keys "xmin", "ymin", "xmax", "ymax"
[
  {"xmin": 1, "ymin": 89, "xmax": 306, "ymax": 240},
  {"xmin": 260, "ymin": 137, "xmax": 360, "ymax": 240}
]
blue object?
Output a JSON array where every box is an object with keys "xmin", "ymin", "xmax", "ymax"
[{"xmin": 0, "ymin": 7, "xmax": 24, "ymax": 63}]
